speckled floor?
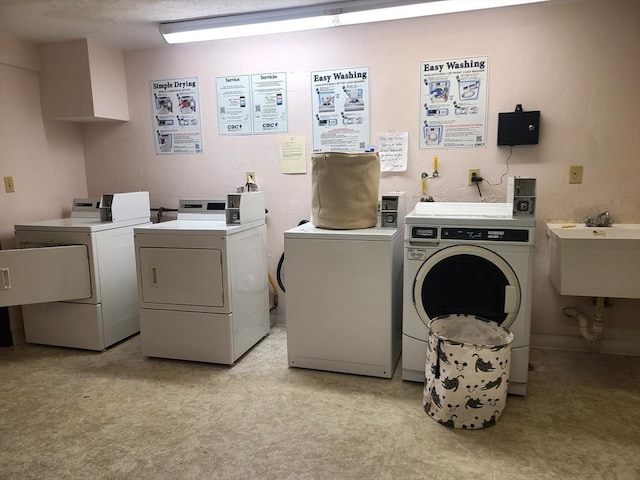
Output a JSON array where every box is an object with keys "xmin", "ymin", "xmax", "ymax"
[{"xmin": 1, "ymin": 326, "xmax": 639, "ymax": 480}]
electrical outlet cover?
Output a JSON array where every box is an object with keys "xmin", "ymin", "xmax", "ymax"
[
  {"xmin": 468, "ymin": 169, "xmax": 480, "ymax": 186},
  {"xmin": 569, "ymin": 165, "xmax": 583, "ymax": 184}
]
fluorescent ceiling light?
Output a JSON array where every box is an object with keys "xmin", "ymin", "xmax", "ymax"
[{"xmin": 160, "ymin": 0, "xmax": 549, "ymax": 44}]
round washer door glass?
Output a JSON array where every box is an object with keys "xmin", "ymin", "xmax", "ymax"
[{"xmin": 413, "ymin": 245, "xmax": 520, "ymax": 328}]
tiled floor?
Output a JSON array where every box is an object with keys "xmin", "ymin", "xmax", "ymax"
[{"xmin": 1, "ymin": 327, "xmax": 638, "ymax": 479}]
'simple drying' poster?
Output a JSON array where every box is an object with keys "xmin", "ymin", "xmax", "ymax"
[{"xmin": 151, "ymin": 77, "xmax": 203, "ymax": 155}]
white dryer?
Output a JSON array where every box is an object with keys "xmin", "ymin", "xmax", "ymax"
[
  {"xmin": 0, "ymin": 192, "xmax": 151, "ymax": 350},
  {"xmin": 133, "ymin": 193, "xmax": 269, "ymax": 364},
  {"xmin": 402, "ymin": 202, "xmax": 535, "ymax": 395}
]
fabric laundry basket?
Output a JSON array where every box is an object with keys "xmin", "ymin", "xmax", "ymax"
[
  {"xmin": 311, "ymin": 151, "xmax": 380, "ymax": 229},
  {"xmin": 423, "ymin": 314, "xmax": 513, "ymax": 429}
]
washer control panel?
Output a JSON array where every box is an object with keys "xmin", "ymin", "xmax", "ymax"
[
  {"xmin": 442, "ymin": 228, "xmax": 529, "ymax": 242},
  {"xmin": 410, "ymin": 226, "xmax": 530, "ymax": 242}
]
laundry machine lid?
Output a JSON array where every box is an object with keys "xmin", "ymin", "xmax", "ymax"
[{"xmin": 413, "ymin": 245, "xmax": 520, "ymax": 329}]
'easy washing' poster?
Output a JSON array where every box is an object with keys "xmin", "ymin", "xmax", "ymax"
[
  {"xmin": 419, "ymin": 56, "xmax": 488, "ymax": 149},
  {"xmin": 311, "ymin": 66, "xmax": 370, "ymax": 153}
]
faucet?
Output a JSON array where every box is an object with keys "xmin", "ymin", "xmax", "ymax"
[{"xmin": 585, "ymin": 211, "xmax": 612, "ymax": 227}]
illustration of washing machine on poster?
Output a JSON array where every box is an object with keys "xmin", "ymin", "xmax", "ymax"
[
  {"xmin": 343, "ymin": 86, "xmax": 365, "ymax": 111},
  {"xmin": 317, "ymin": 88, "xmax": 335, "ymax": 113},
  {"xmin": 423, "ymin": 123, "xmax": 443, "ymax": 146},
  {"xmin": 428, "ymin": 80, "xmax": 450, "ymax": 103}
]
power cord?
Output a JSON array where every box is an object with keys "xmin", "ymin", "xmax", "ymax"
[
  {"xmin": 470, "ymin": 146, "xmax": 514, "ymax": 202},
  {"xmin": 475, "ymin": 180, "xmax": 485, "ymax": 202},
  {"xmin": 484, "ymin": 146, "xmax": 513, "ymax": 186}
]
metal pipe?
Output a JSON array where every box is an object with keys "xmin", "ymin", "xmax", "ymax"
[{"xmin": 563, "ymin": 297, "xmax": 606, "ymax": 343}]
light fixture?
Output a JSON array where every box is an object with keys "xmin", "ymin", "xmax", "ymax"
[{"xmin": 159, "ymin": 0, "xmax": 549, "ymax": 44}]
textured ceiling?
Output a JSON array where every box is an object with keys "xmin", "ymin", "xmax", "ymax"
[{"xmin": 0, "ymin": 0, "xmax": 351, "ymax": 50}]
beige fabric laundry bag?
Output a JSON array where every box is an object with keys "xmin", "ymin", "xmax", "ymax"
[{"xmin": 311, "ymin": 152, "xmax": 380, "ymax": 229}]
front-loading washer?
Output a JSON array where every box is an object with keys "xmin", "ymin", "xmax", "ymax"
[{"xmin": 402, "ymin": 202, "xmax": 535, "ymax": 395}]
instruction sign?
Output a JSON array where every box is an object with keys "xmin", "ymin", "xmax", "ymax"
[
  {"xmin": 151, "ymin": 77, "xmax": 203, "ymax": 154},
  {"xmin": 311, "ymin": 66, "xmax": 370, "ymax": 153},
  {"xmin": 419, "ymin": 56, "xmax": 488, "ymax": 149},
  {"xmin": 251, "ymin": 72, "xmax": 288, "ymax": 134},
  {"xmin": 216, "ymin": 75, "xmax": 252, "ymax": 135}
]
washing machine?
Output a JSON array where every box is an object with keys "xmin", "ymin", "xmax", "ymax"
[
  {"xmin": 284, "ymin": 221, "xmax": 404, "ymax": 379},
  {"xmin": 0, "ymin": 192, "xmax": 151, "ymax": 350},
  {"xmin": 133, "ymin": 192, "xmax": 269, "ymax": 364},
  {"xmin": 402, "ymin": 202, "xmax": 535, "ymax": 395}
]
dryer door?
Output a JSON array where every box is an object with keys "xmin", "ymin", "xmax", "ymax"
[
  {"xmin": 0, "ymin": 246, "xmax": 92, "ymax": 307},
  {"xmin": 138, "ymin": 247, "xmax": 225, "ymax": 309},
  {"xmin": 413, "ymin": 245, "xmax": 520, "ymax": 328}
]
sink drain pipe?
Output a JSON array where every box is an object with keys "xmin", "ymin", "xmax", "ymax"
[{"xmin": 563, "ymin": 297, "xmax": 606, "ymax": 343}]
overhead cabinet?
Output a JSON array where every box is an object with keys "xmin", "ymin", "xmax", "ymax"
[{"xmin": 39, "ymin": 38, "xmax": 129, "ymax": 122}]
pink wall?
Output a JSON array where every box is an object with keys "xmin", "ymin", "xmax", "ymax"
[
  {"xmin": 2, "ymin": 0, "xmax": 639, "ymax": 351},
  {"xmin": 0, "ymin": 34, "xmax": 89, "ymax": 341}
]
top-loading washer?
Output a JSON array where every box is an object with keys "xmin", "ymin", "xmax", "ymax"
[
  {"xmin": 402, "ymin": 202, "xmax": 535, "ymax": 395},
  {"xmin": 133, "ymin": 192, "xmax": 269, "ymax": 364},
  {"xmin": 0, "ymin": 192, "xmax": 151, "ymax": 350},
  {"xmin": 284, "ymin": 219, "xmax": 404, "ymax": 379}
]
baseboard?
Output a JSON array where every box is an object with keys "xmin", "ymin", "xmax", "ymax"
[
  {"xmin": 270, "ymin": 312, "xmax": 286, "ymax": 327},
  {"xmin": 530, "ymin": 333, "xmax": 640, "ymax": 356}
]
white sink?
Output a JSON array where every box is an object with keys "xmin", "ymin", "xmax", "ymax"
[{"xmin": 546, "ymin": 223, "xmax": 640, "ymax": 299}]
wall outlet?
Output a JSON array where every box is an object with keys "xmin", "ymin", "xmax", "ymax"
[
  {"xmin": 246, "ymin": 171, "xmax": 256, "ymax": 184},
  {"xmin": 569, "ymin": 165, "xmax": 583, "ymax": 184},
  {"xmin": 4, "ymin": 176, "xmax": 15, "ymax": 193},
  {"xmin": 468, "ymin": 169, "xmax": 480, "ymax": 186}
]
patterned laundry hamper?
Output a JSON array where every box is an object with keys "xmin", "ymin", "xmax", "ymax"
[{"xmin": 424, "ymin": 314, "xmax": 513, "ymax": 429}]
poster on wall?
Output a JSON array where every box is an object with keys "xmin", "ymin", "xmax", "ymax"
[
  {"xmin": 151, "ymin": 77, "xmax": 203, "ymax": 155},
  {"xmin": 419, "ymin": 56, "xmax": 488, "ymax": 149},
  {"xmin": 216, "ymin": 75, "xmax": 252, "ymax": 135},
  {"xmin": 311, "ymin": 66, "xmax": 370, "ymax": 153},
  {"xmin": 251, "ymin": 72, "xmax": 288, "ymax": 134}
]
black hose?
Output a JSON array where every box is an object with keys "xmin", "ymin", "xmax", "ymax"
[
  {"xmin": 276, "ymin": 219, "xmax": 309, "ymax": 293},
  {"xmin": 276, "ymin": 253, "xmax": 286, "ymax": 292}
]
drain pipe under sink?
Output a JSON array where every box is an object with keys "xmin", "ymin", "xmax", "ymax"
[{"xmin": 563, "ymin": 297, "xmax": 606, "ymax": 343}]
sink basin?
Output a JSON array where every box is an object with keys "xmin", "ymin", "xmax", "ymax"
[{"xmin": 546, "ymin": 223, "xmax": 640, "ymax": 299}]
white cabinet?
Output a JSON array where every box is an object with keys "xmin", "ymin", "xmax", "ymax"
[{"xmin": 39, "ymin": 39, "xmax": 129, "ymax": 122}]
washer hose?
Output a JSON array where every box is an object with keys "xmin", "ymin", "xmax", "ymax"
[{"xmin": 276, "ymin": 219, "xmax": 309, "ymax": 293}]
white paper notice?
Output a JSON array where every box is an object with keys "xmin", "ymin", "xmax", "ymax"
[
  {"xmin": 280, "ymin": 136, "xmax": 306, "ymax": 174},
  {"xmin": 378, "ymin": 132, "xmax": 408, "ymax": 172}
]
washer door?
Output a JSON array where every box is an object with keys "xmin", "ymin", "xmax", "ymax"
[{"xmin": 413, "ymin": 245, "xmax": 520, "ymax": 328}]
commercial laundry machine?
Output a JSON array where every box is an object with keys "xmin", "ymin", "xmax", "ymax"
[
  {"xmin": 402, "ymin": 202, "xmax": 535, "ymax": 395},
  {"xmin": 133, "ymin": 192, "xmax": 269, "ymax": 364},
  {"xmin": 285, "ymin": 218, "xmax": 404, "ymax": 379},
  {"xmin": 0, "ymin": 192, "xmax": 151, "ymax": 350}
]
